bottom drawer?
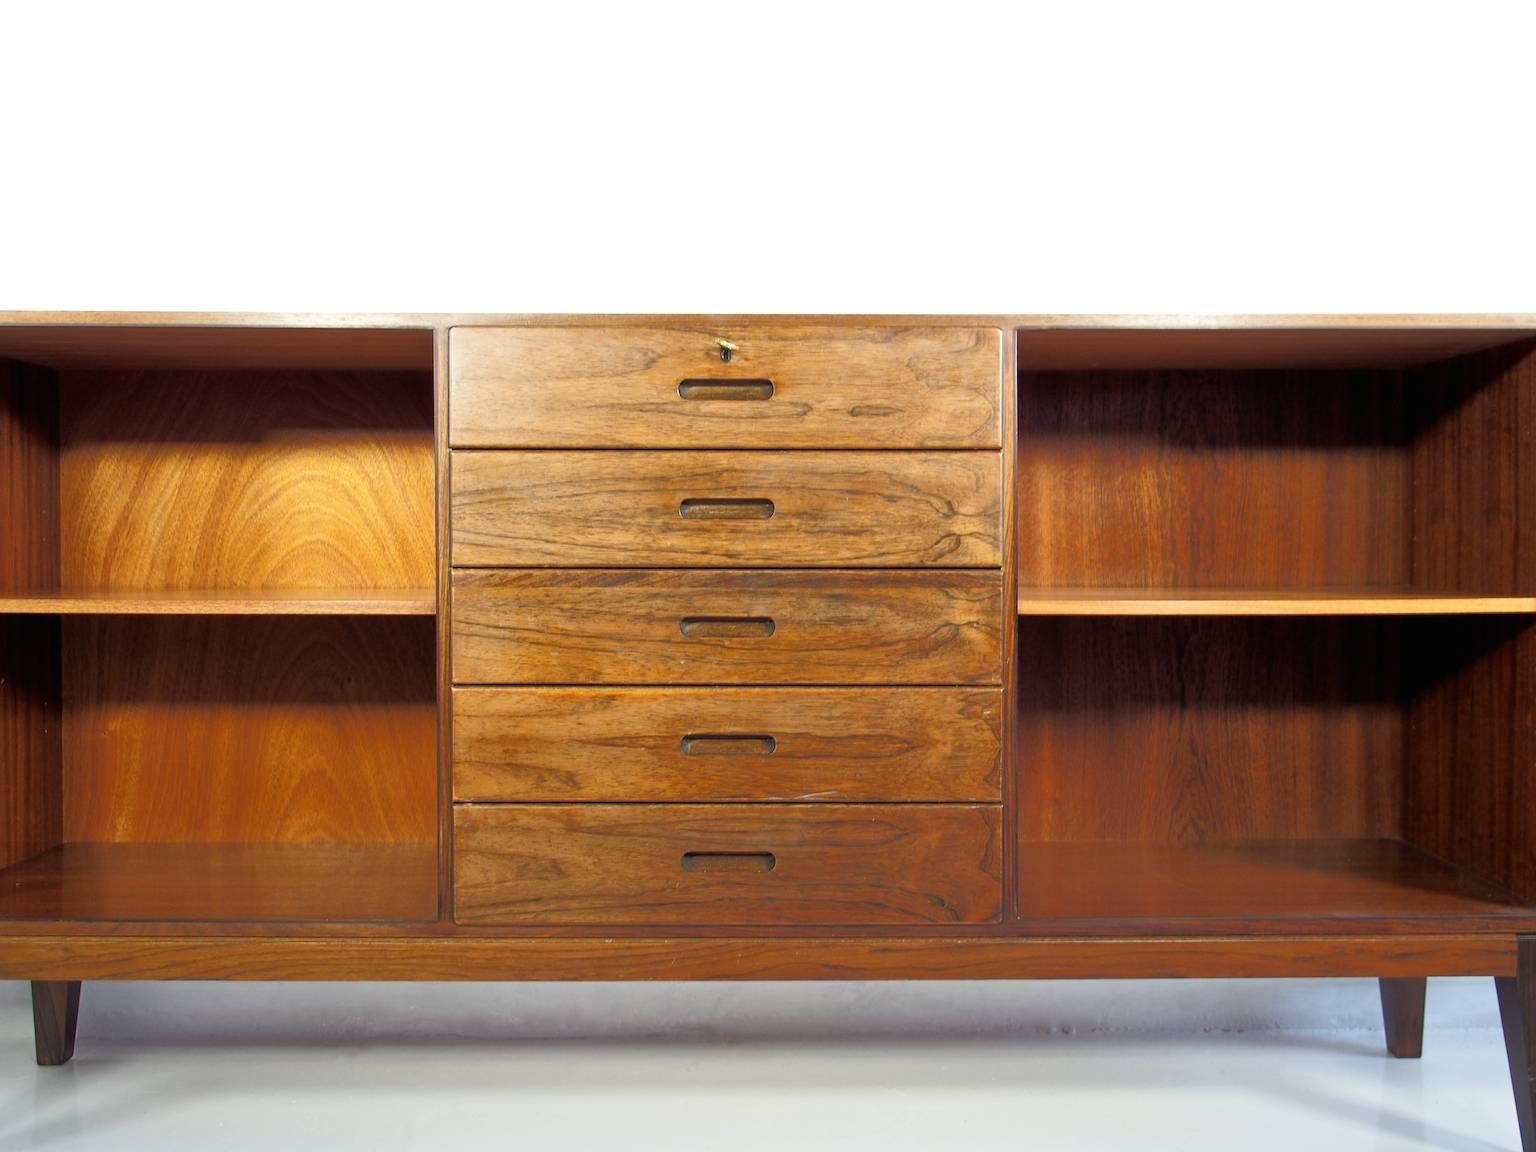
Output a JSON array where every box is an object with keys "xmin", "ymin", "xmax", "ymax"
[{"xmin": 454, "ymin": 804, "xmax": 1001, "ymax": 926}]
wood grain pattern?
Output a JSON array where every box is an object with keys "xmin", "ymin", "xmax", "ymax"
[
  {"xmin": 454, "ymin": 804, "xmax": 1001, "ymax": 926},
  {"xmin": 1410, "ymin": 339, "xmax": 1536, "ymax": 595},
  {"xmin": 0, "ymin": 934, "xmax": 1514, "ymax": 982},
  {"xmin": 1, "ymin": 364, "xmax": 62, "ymax": 873},
  {"xmin": 0, "ymin": 844, "xmax": 438, "ymax": 923},
  {"xmin": 1017, "ymin": 369, "xmax": 1408, "ymax": 589},
  {"xmin": 1016, "ymin": 588, "xmax": 1536, "ymax": 615},
  {"xmin": 31, "ymin": 980, "xmax": 80, "ymax": 1065},
  {"xmin": 58, "ymin": 370, "xmax": 434, "ymax": 593},
  {"xmin": 1379, "ymin": 977, "xmax": 1426, "ymax": 1057},
  {"xmin": 0, "ymin": 326, "xmax": 433, "ymax": 371},
  {"xmin": 451, "ymin": 450, "xmax": 1002, "ymax": 568},
  {"xmin": 1013, "ymin": 840, "xmax": 1534, "ymax": 926},
  {"xmin": 452, "ymin": 687, "xmax": 1002, "ymax": 802},
  {"xmin": 0, "ymin": 617, "xmax": 61, "ymax": 871},
  {"xmin": 0, "ymin": 360, "xmax": 58, "ymax": 595},
  {"xmin": 62, "ymin": 616, "xmax": 437, "ymax": 845},
  {"xmin": 452, "ymin": 569, "xmax": 1003, "ymax": 685},
  {"xmin": 449, "ymin": 325, "xmax": 1002, "ymax": 448},
  {"xmin": 0, "ymin": 589, "xmax": 435, "ymax": 614},
  {"xmin": 1016, "ymin": 617, "xmax": 1404, "ymax": 843}
]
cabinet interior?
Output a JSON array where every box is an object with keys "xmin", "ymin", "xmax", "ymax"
[
  {"xmin": 1013, "ymin": 330, "xmax": 1536, "ymax": 928},
  {"xmin": 0, "ymin": 327, "xmax": 439, "ymax": 924}
]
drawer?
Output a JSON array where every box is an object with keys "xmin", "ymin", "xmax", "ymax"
[
  {"xmin": 453, "ymin": 803, "xmax": 1002, "ymax": 925},
  {"xmin": 451, "ymin": 451, "xmax": 1002, "ymax": 568},
  {"xmin": 449, "ymin": 326, "xmax": 1001, "ymax": 449},
  {"xmin": 450, "ymin": 569, "xmax": 1003, "ymax": 685},
  {"xmin": 452, "ymin": 687, "xmax": 1002, "ymax": 802}
]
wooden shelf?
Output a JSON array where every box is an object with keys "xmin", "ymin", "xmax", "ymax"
[
  {"xmin": 1015, "ymin": 839, "xmax": 1536, "ymax": 930},
  {"xmin": 0, "ymin": 844, "xmax": 439, "ymax": 924},
  {"xmin": 0, "ymin": 590, "xmax": 436, "ymax": 615},
  {"xmin": 1017, "ymin": 588, "xmax": 1536, "ymax": 616}
]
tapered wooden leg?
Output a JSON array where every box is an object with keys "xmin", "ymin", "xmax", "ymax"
[
  {"xmin": 1378, "ymin": 977, "xmax": 1426, "ymax": 1058},
  {"xmin": 1498, "ymin": 938, "xmax": 1536, "ymax": 1152},
  {"xmin": 31, "ymin": 981, "xmax": 81, "ymax": 1066}
]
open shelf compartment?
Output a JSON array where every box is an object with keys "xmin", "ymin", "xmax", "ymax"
[
  {"xmin": 0, "ymin": 327, "xmax": 441, "ymax": 925},
  {"xmin": 1012, "ymin": 329, "xmax": 1536, "ymax": 933},
  {"xmin": 1015, "ymin": 329, "xmax": 1536, "ymax": 614}
]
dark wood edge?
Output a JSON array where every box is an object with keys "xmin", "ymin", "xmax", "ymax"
[
  {"xmin": 0, "ymin": 934, "xmax": 1514, "ymax": 981},
  {"xmin": 1001, "ymin": 329, "xmax": 1019, "ymax": 922},
  {"xmin": 433, "ymin": 327, "xmax": 453, "ymax": 924},
  {"xmin": 3, "ymin": 312, "xmax": 1536, "ymax": 331}
]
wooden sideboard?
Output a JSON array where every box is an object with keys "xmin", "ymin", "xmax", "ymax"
[{"xmin": 3, "ymin": 313, "xmax": 1535, "ymax": 1143}]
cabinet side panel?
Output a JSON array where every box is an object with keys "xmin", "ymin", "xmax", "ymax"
[
  {"xmin": 1408, "ymin": 340, "xmax": 1536, "ymax": 595},
  {"xmin": 0, "ymin": 362, "xmax": 62, "ymax": 869},
  {"xmin": 1406, "ymin": 619, "xmax": 1534, "ymax": 902},
  {"xmin": 0, "ymin": 360, "xmax": 59, "ymax": 596},
  {"xmin": 0, "ymin": 617, "xmax": 61, "ymax": 869},
  {"xmin": 1407, "ymin": 341, "xmax": 1536, "ymax": 901}
]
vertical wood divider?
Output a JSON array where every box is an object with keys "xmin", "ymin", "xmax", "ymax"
[
  {"xmin": 0, "ymin": 360, "xmax": 62, "ymax": 872},
  {"xmin": 434, "ymin": 327, "xmax": 455, "ymax": 923},
  {"xmin": 1001, "ymin": 327, "xmax": 1019, "ymax": 921}
]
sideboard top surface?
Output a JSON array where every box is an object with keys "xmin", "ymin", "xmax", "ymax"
[{"xmin": 1, "ymin": 313, "xmax": 1531, "ymax": 372}]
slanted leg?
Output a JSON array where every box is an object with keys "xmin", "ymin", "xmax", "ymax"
[
  {"xmin": 31, "ymin": 981, "xmax": 81, "ymax": 1066},
  {"xmin": 1498, "ymin": 938, "xmax": 1536, "ymax": 1152},
  {"xmin": 1378, "ymin": 977, "xmax": 1426, "ymax": 1058}
]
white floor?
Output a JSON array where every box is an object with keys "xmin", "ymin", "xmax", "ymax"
[{"xmin": 0, "ymin": 977, "xmax": 1523, "ymax": 1151}]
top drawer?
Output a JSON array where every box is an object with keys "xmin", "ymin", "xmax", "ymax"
[{"xmin": 449, "ymin": 326, "xmax": 1002, "ymax": 448}]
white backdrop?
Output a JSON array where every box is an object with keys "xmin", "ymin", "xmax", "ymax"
[{"xmin": 0, "ymin": 0, "xmax": 1532, "ymax": 1047}]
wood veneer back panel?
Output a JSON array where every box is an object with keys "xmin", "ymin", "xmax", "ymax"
[
  {"xmin": 62, "ymin": 617, "xmax": 437, "ymax": 846},
  {"xmin": 1016, "ymin": 617, "xmax": 1404, "ymax": 843},
  {"xmin": 58, "ymin": 370, "xmax": 434, "ymax": 592},
  {"xmin": 1016, "ymin": 369, "xmax": 1409, "ymax": 589}
]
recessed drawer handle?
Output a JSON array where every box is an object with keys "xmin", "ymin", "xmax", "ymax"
[
  {"xmin": 681, "ymin": 851, "xmax": 776, "ymax": 873},
  {"xmin": 680, "ymin": 734, "xmax": 778, "ymax": 756},
  {"xmin": 678, "ymin": 498, "xmax": 775, "ymax": 521},
  {"xmin": 677, "ymin": 379, "xmax": 775, "ymax": 401},
  {"xmin": 679, "ymin": 616, "xmax": 776, "ymax": 639}
]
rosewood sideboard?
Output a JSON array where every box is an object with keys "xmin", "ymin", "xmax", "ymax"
[{"xmin": 2, "ymin": 313, "xmax": 1535, "ymax": 1145}]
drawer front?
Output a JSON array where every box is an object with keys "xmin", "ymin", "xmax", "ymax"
[
  {"xmin": 451, "ymin": 451, "xmax": 1002, "ymax": 568},
  {"xmin": 449, "ymin": 326, "xmax": 1002, "ymax": 449},
  {"xmin": 453, "ymin": 687, "xmax": 1003, "ymax": 802},
  {"xmin": 454, "ymin": 803, "xmax": 1002, "ymax": 925},
  {"xmin": 451, "ymin": 569, "xmax": 1003, "ymax": 685}
]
